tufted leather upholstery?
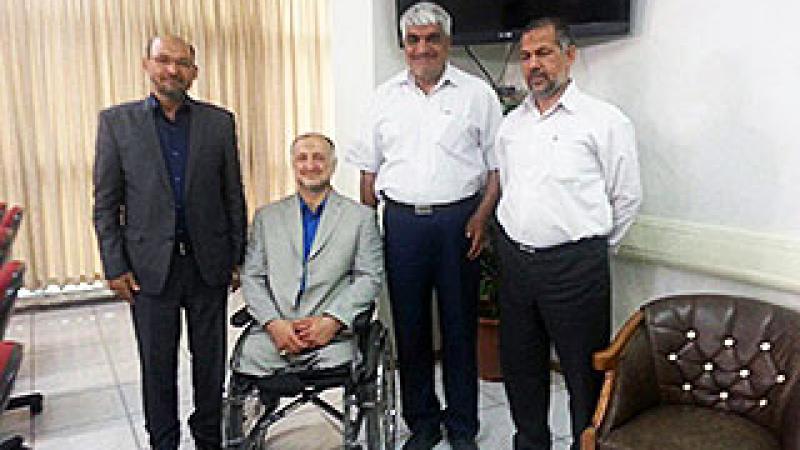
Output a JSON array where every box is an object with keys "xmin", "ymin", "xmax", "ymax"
[{"xmin": 589, "ymin": 294, "xmax": 800, "ymax": 450}]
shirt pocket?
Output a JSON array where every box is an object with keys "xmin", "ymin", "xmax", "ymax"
[
  {"xmin": 377, "ymin": 119, "xmax": 403, "ymax": 149},
  {"xmin": 551, "ymin": 135, "xmax": 598, "ymax": 182},
  {"xmin": 436, "ymin": 112, "xmax": 478, "ymax": 156}
]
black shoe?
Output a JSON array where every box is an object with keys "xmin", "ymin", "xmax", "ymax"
[
  {"xmin": 402, "ymin": 429, "xmax": 443, "ymax": 450},
  {"xmin": 450, "ymin": 437, "xmax": 479, "ymax": 450},
  {"xmin": 195, "ymin": 444, "xmax": 222, "ymax": 450}
]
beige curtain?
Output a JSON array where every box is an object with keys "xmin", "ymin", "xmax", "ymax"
[{"xmin": 0, "ymin": 0, "xmax": 333, "ymax": 289}]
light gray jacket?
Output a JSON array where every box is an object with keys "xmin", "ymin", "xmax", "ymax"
[{"xmin": 233, "ymin": 191, "xmax": 384, "ymax": 375}]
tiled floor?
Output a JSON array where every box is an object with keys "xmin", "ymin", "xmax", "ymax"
[{"xmin": 0, "ymin": 294, "xmax": 574, "ymax": 449}]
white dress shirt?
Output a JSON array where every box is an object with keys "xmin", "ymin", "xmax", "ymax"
[
  {"xmin": 346, "ymin": 64, "xmax": 503, "ymax": 205},
  {"xmin": 495, "ymin": 82, "xmax": 641, "ymax": 248}
]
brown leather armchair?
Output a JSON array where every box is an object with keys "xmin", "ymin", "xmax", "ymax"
[{"xmin": 582, "ymin": 294, "xmax": 800, "ymax": 450}]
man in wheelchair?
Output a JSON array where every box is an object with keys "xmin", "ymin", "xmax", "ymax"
[{"xmin": 224, "ymin": 133, "xmax": 395, "ymax": 449}]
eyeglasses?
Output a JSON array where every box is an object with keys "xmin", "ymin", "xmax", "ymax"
[{"xmin": 151, "ymin": 55, "xmax": 194, "ymax": 69}]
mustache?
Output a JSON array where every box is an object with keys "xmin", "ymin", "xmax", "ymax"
[{"xmin": 528, "ymin": 69, "xmax": 549, "ymax": 79}]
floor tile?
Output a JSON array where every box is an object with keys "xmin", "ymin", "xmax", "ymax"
[
  {"xmin": 131, "ymin": 413, "xmax": 199, "ymax": 450},
  {"xmin": 475, "ymin": 404, "xmax": 514, "ymax": 449},
  {"xmin": 34, "ymin": 417, "xmax": 138, "ymax": 450},
  {"xmin": 12, "ymin": 356, "xmax": 32, "ymax": 393},
  {"xmin": 32, "ymin": 340, "xmax": 109, "ymax": 369},
  {"xmin": 478, "ymin": 379, "xmax": 507, "ymax": 408},
  {"xmin": 32, "ymin": 386, "xmax": 128, "ymax": 434},
  {"xmin": 97, "ymin": 315, "xmax": 136, "ymax": 342},
  {"xmin": 111, "ymin": 356, "xmax": 142, "ymax": 385},
  {"xmin": 33, "ymin": 307, "xmax": 104, "ymax": 351},
  {"xmin": 553, "ymin": 436, "xmax": 574, "ymax": 450},
  {"xmin": 5, "ymin": 313, "xmax": 32, "ymax": 343},
  {"xmin": 549, "ymin": 388, "xmax": 572, "ymax": 439},
  {"xmin": 0, "ymin": 407, "xmax": 34, "ymax": 445},
  {"xmin": 130, "ymin": 413, "xmax": 148, "ymax": 449},
  {"xmin": 34, "ymin": 358, "xmax": 116, "ymax": 396}
]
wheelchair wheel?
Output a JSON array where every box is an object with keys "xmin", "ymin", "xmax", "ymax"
[
  {"xmin": 240, "ymin": 426, "xmax": 268, "ymax": 450},
  {"xmin": 223, "ymin": 388, "xmax": 267, "ymax": 449},
  {"xmin": 343, "ymin": 391, "xmax": 362, "ymax": 450},
  {"xmin": 366, "ymin": 345, "xmax": 397, "ymax": 450}
]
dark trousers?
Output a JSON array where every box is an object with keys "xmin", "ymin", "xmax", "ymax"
[
  {"xmin": 496, "ymin": 229, "xmax": 610, "ymax": 450},
  {"xmin": 383, "ymin": 197, "xmax": 480, "ymax": 439},
  {"xmin": 131, "ymin": 253, "xmax": 228, "ymax": 450}
]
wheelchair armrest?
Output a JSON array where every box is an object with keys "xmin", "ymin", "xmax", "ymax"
[
  {"xmin": 350, "ymin": 303, "xmax": 380, "ymax": 382},
  {"xmin": 230, "ymin": 307, "xmax": 255, "ymax": 328},
  {"xmin": 352, "ymin": 303, "xmax": 376, "ymax": 337}
]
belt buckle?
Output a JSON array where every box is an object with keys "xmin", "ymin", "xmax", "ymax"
[
  {"xmin": 414, "ymin": 204, "xmax": 433, "ymax": 216},
  {"xmin": 519, "ymin": 243, "xmax": 537, "ymax": 254},
  {"xmin": 178, "ymin": 242, "xmax": 188, "ymax": 256}
]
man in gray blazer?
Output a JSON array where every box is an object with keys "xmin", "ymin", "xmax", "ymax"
[
  {"xmin": 93, "ymin": 35, "xmax": 246, "ymax": 450},
  {"xmin": 233, "ymin": 133, "xmax": 383, "ymax": 377}
]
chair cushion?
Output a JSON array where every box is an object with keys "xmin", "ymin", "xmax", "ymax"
[
  {"xmin": 645, "ymin": 295, "xmax": 800, "ymax": 432},
  {"xmin": 598, "ymin": 404, "xmax": 779, "ymax": 450}
]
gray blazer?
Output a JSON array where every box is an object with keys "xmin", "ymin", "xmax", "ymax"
[
  {"xmin": 93, "ymin": 98, "xmax": 246, "ymax": 294},
  {"xmin": 233, "ymin": 191, "xmax": 384, "ymax": 376}
]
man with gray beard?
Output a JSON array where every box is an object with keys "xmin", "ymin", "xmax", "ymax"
[{"xmin": 493, "ymin": 17, "xmax": 641, "ymax": 450}]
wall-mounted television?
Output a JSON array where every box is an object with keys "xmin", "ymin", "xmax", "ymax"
[{"xmin": 396, "ymin": 0, "xmax": 632, "ymax": 46}]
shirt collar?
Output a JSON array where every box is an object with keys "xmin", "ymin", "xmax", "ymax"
[
  {"xmin": 397, "ymin": 62, "xmax": 458, "ymax": 91},
  {"xmin": 523, "ymin": 80, "xmax": 582, "ymax": 116},
  {"xmin": 298, "ymin": 194, "xmax": 328, "ymax": 217},
  {"xmin": 146, "ymin": 93, "xmax": 192, "ymax": 113},
  {"xmin": 557, "ymin": 81, "xmax": 582, "ymax": 113}
]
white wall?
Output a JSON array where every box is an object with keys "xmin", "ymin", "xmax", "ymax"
[
  {"xmin": 329, "ymin": 0, "xmax": 800, "ymax": 327},
  {"xmin": 576, "ymin": 0, "xmax": 800, "ymax": 235},
  {"xmin": 328, "ymin": 0, "xmax": 374, "ymax": 199},
  {"xmin": 572, "ymin": 0, "xmax": 800, "ymax": 322}
]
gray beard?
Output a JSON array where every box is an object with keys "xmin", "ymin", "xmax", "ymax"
[
  {"xmin": 305, "ymin": 181, "xmax": 331, "ymax": 193},
  {"xmin": 529, "ymin": 76, "xmax": 571, "ymax": 101},
  {"xmin": 529, "ymin": 79, "xmax": 563, "ymax": 100}
]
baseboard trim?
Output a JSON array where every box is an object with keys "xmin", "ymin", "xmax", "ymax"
[{"xmin": 617, "ymin": 215, "xmax": 800, "ymax": 294}]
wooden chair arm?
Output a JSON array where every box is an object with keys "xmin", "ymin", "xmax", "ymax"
[
  {"xmin": 593, "ymin": 310, "xmax": 644, "ymax": 371},
  {"xmin": 583, "ymin": 309, "xmax": 646, "ymax": 448},
  {"xmin": 580, "ymin": 426, "xmax": 596, "ymax": 450}
]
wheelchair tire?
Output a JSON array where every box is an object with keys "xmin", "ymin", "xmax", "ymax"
[
  {"xmin": 365, "ymin": 343, "xmax": 397, "ymax": 450},
  {"xmin": 222, "ymin": 389, "xmax": 268, "ymax": 450},
  {"xmin": 240, "ymin": 426, "xmax": 268, "ymax": 450}
]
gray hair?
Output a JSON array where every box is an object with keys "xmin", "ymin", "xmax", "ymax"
[
  {"xmin": 399, "ymin": 2, "xmax": 452, "ymax": 41},
  {"xmin": 522, "ymin": 17, "xmax": 575, "ymax": 50},
  {"xmin": 290, "ymin": 133, "xmax": 337, "ymax": 160}
]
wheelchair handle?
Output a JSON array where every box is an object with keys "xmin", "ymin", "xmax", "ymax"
[{"xmin": 230, "ymin": 307, "xmax": 254, "ymax": 327}]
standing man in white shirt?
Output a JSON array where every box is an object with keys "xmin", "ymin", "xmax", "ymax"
[
  {"xmin": 493, "ymin": 17, "xmax": 641, "ymax": 450},
  {"xmin": 346, "ymin": 3, "xmax": 503, "ymax": 449}
]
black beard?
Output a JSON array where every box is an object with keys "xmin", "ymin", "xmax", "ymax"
[{"xmin": 160, "ymin": 88, "xmax": 187, "ymax": 103}]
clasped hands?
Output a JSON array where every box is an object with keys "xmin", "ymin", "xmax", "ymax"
[{"xmin": 265, "ymin": 316, "xmax": 343, "ymax": 356}]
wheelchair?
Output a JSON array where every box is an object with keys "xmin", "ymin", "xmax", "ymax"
[{"xmin": 222, "ymin": 305, "xmax": 397, "ymax": 449}]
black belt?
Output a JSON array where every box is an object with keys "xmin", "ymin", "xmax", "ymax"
[
  {"xmin": 503, "ymin": 228, "xmax": 606, "ymax": 255},
  {"xmin": 383, "ymin": 193, "xmax": 479, "ymax": 216},
  {"xmin": 174, "ymin": 241, "xmax": 193, "ymax": 256}
]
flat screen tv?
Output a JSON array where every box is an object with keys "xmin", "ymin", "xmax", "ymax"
[{"xmin": 396, "ymin": 0, "xmax": 631, "ymax": 45}]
